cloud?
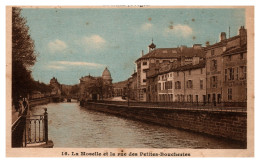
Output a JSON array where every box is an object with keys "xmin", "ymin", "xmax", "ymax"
[
  {"xmin": 47, "ymin": 65, "xmax": 65, "ymax": 70},
  {"xmin": 47, "ymin": 61, "xmax": 104, "ymax": 70},
  {"xmin": 141, "ymin": 23, "xmax": 153, "ymax": 30},
  {"xmin": 79, "ymin": 35, "xmax": 106, "ymax": 50},
  {"xmin": 56, "ymin": 61, "xmax": 104, "ymax": 67},
  {"xmin": 164, "ymin": 24, "xmax": 193, "ymax": 37},
  {"xmin": 48, "ymin": 39, "xmax": 67, "ymax": 53}
]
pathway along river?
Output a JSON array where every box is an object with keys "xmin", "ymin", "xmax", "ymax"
[{"xmin": 31, "ymin": 101, "xmax": 245, "ymax": 148}]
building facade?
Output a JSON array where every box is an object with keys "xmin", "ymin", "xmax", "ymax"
[
  {"xmin": 157, "ymin": 65, "xmax": 174, "ymax": 102},
  {"xmin": 222, "ymin": 26, "xmax": 247, "ymax": 102},
  {"xmin": 50, "ymin": 77, "xmax": 61, "ymax": 96},
  {"xmin": 136, "ymin": 41, "xmax": 205, "ymax": 101},
  {"xmin": 205, "ymin": 26, "xmax": 247, "ymax": 104},
  {"xmin": 174, "ymin": 60, "xmax": 206, "ymax": 103},
  {"xmin": 113, "ymin": 80, "xmax": 128, "ymax": 97},
  {"xmin": 79, "ymin": 67, "xmax": 113, "ymax": 100}
]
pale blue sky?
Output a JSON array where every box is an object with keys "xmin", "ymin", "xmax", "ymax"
[{"xmin": 21, "ymin": 8, "xmax": 245, "ymax": 85}]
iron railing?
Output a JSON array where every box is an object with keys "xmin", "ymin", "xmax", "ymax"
[
  {"xmin": 11, "ymin": 104, "xmax": 29, "ymax": 147},
  {"xmin": 24, "ymin": 108, "xmax": 48, "ymax": 146},
  {"xmin": 85, "ymin": 100, "xmax": 247, "ymax": 112},
  {"xmin": 12, "ymin": 107, "xmax": 48, "ymax": 147}
]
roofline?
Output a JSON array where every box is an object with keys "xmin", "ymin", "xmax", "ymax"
[
  {"xmin": 222, "ymin": 49, "xmax": 247, "ymax": 56},
  {"xmin": 147, "ymin": 62, "xmax": 206, "ymax": 78},
  {"xmin": 204, "ymin": 35, "xmax": 240, "ymax": 50}
]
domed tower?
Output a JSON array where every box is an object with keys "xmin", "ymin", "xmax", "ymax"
[{"xmin": 102, "ymin": 67, "xmax": 112, "ymax": 84}]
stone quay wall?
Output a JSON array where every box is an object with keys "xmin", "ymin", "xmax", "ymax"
[
  {"xmin": 84, "ymin": 102, "xmax": 247, "ymax": 142},
  {"xmin": 29, "ymin": 97, "xmax": 51, "ymax": 107}
]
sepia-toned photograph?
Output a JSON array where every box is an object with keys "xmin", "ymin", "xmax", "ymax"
[{"xmin": 6, "ymin": 6, "xmax": 254, "ymax": 157}]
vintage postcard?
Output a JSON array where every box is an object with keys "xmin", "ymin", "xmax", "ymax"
[{"xmin": 6, "ymin": 6, "xmax": 254, "ymax": 157}]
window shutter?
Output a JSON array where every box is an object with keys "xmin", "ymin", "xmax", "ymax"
[{"xmin": 216, "ymin": 76, "xmax": 218, "ymax": 88}]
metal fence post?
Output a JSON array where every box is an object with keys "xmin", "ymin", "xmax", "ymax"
[{"xmin": 44, "ymin": 108, "xmax": 48, "ymax": 144}]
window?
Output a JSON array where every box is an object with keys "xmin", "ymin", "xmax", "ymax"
[
  {"xmin": 228, "ymin": 88, "xmax": 232, "ymax": 101},
  {"xmin": 211, "ymin": 76, "xmax": 218, "ymax": 88},
  {"xmin": 158, "ymin": 83, "xmax": 161, "ymax": 91},
  {"xmin": 186, "ymin": 80, "xmax": 193, "ymax": 89},
  {"xmin": 175, "ymin": 81, "xmax": 181, "ymax": 89},
  {"xmin": 240, "ymin": 66, "xmax": 247, "ymax": 80},
  {"xmin": 228, "ymin": 56, "xmax": 232, "ymax": 61},
  {"xmin": 211, "ymin": 59, "xmax": 217, "ymax": 71},
  {"xmin": 240, "ymin": 53, "xmax": 244, "ymax": 60},
  {"xmin": 163, "ymin": 82, "xmax": 165, "ymax": 90},
  {"xmin": 187, "ymin": 95, "xmax": 193, "ymax": 102},
  {"xmin": 143, "ymin": 79, "xmax": 146, "ymax": 83},
  {"xmin": 143, "ymin": 62, "xmax": 147, "ymax": 65},
  {"xmin": 137, "ymin": 63, "xmax": 141, "ymax": 68},
  {"xmin": 225, "ymin": 69, "xmax": 227, "ymax": 81},
  {"xmin": 229, "ymin": 68, "xmax": 234, "ymax": 80},
  {"xmin": 236, "ymin": 67, "xmax": 239, "ymax": 80},
  {"xmin": 211, "ymin": 49, "xmax": 215, "ymax": 56},
  {"xmin": 200, "ymin": 80, "xmax": 203, "ymax": 89},
  {"xmin": 201, "ymin": 68, "xmax": 203, "ymax": 74},
  {"xmin": 166, "ymin": 81, "xmax": 172, "ymax": 89}
]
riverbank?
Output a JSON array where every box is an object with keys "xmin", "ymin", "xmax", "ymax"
[
  {"xmin": 29, "ymin": 97, "xmax": 51, "ymax": 107},
  {"xmin": 84, "ymin": 101, "xmax": 247, "ymax": 144}
]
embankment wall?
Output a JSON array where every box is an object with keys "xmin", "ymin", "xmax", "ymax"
[
  {"xmin": 29, "ymin": 98, "xmax": 51, "ymax": 107},
  {"xmin": 84, "ymin": 102, "xmax": 247, "ymax": 142}
]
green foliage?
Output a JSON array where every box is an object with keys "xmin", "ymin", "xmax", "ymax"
[
  {"xmin": 12, "ymin": 7, "xmax": 39, "ymax": 102},
  {"xmin": 12, "ymin": 7, "xmax": 37, "ymax": 68},
  {"xmin": 70, "ymin": 84, "xmax": 80, "ymax": 95}
]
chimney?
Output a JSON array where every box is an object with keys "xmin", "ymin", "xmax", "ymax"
[
  {"xmin": 220, "ymin": 32, "xmax": 226, "ymax": 41},
  {"xmin": 205, "ymin": 41, "xmax": 210, "ymax": 47},
  {"xmin": 180, "ymin": 45, "xmax": 187, "ymax": 52},
  {"xmin": 239, "ymin": 26, "xmax": 247, "ymax": 46},
  {"xmin": 141, "ymin": 50, "xmax": 144, "ymax": 56},
  {"xmin": 193, "ymin": 44, "xmax": 202, "ymax": 49}
]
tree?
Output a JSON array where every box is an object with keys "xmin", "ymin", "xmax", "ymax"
[
  {"xmin": 70, "ymin": 84, "xmax": 80, "ymax": 97},
  {"xmin": 12, "ymin": 7, "xmax": 37, "ymax": 67},
  {"xmin": 87, "ymin": 78, "xmax": 112, "ymax": 100},
  {"xmin": 12, "ymin": 7, "xmax": 37, "ymax": 102}
]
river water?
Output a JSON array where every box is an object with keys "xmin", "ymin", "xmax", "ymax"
[{"xmin": 31, "ymin": 101, "xmax": 245, "ymax": 148}]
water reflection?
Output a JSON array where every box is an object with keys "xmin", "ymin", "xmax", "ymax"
[{"xmin": 31, "ymin": 102, "xmax": 245, "ymax": 148}]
